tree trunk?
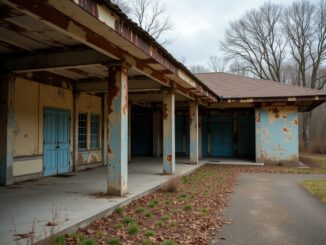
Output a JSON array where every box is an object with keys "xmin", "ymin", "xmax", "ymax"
[{"xmin": 302, "ymin": 111, "xmax": 312, "ymax": 150}]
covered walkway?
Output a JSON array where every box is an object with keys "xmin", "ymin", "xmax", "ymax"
[{"xmin": 0, "ymin": 158, "xmax": 203, "ymax": 245}]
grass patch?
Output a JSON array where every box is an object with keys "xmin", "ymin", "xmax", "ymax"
[
  {"xmin": 127, "ymin": 224, "xmax": 140, "ymax": 235},
  {"xmin": 114, "ymin": 207, "xmax": 124, "ymax": 214},
  {"xmin": 144, "ymin": 211, "xmax": 153, "ymax": 218},
  {"xmin": 142, "ymin": 240, "xmax": 152, "ymax": 245},
  {"xmin": 301, "ymin": 179, "xmax": 326, "ymax": 203},
  {"xmin": 108, "ymin": 237, "xmax": 120, "ymax": 245},
  {"xmin": 144, "ymin": 230, "xmax": 156, "ymax": 238},
  {"xmin": 183, "ymin": 204, "xmax": 192, "ymax": 211},
  {"xmin": 76, "ymin": 239, "xmax": 95, "ymax": 245},
  {"xmin": 122, "ymin": 216, "xmax": 135, "ymax": 225},
  {"xmin": 200, "ymin": 208, "xmax": 209, "ymax": 214},
  {"xmin": 161, "ymin": 240, "xmax": 176, "ymax": 245},
  {"xmin": 55, "ymin": 235, "xmax": 65, "ymax": 245},
  {"xmin": 136, "ymin": 207, "xmax": 145, "ymax": 213},
  {"xmin": 113, "ymin": 223, "xmax": 122, "ymax": 230}
]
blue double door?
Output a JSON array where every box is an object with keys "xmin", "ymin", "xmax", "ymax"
[
  {"xmin": 44, "ymin": 109, "xmax": 70, "ymax": 176},
  {"xmin": 210, "ymin": 115, "xmax": 233, "ymax": 157}
]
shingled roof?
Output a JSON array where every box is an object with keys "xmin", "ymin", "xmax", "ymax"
[{"xmin": 195, "ymin": 72, "xmax": 326, "ymax": 100}]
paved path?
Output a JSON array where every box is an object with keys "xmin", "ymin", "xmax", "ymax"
[{"xmin": 212, "ymin": 173, "xmax": 326, "ymax": 245}]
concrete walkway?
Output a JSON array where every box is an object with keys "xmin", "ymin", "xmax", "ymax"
[
  {"xmin": 0, "ymin": 157, "xmax": 203, "ymax": 245},
  {"xmin": 212, "ymin": 173, "xmax": 326, "ymax": 245}
]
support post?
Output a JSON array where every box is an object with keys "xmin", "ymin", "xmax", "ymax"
[
  {"xmin": 198, "ymin": 114, "xmax": 202, "ymax": 159},
  {"xmin": 0, "ymin": 75, "xmax": 15, "ymax": 185},
  {"xmin": 107, "ymin": 65, "xmax": 128, "ymax": 196},
  {"xmin": 73, "ymin": 91, "xmax": 79, "ymax": 171},
  {"xmin": 189, "ymin": 101, "xmax": 199, "ymax": 164},
  {"xmin": 255, "ymin": 108, "xmax": 262, "ymax": 163},
  {"xmin": 153, "ymin": 110, "xmax": 161, "ymax": 157},
  {"xmin": 162, "ymin": 91, "xmax": 175, "ymax": 174},
  {"xmin": 128, "ymin": 102, "xmax": 131, "ymax": 162},
  {"xmin": 102, "ymin": 93, "xmax": 108, "ymax": 166}
]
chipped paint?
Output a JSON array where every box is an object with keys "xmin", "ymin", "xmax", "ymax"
[
  {"xmin": 189, "ymin": 101, "xmax": 199, "ymax": 164},
  {"xmin": 239, "ymin": 98, "xmax": 254, "ymax": 103},
  {"xmin": 107, "ymin": 65, "xmax": 128, "ymax": 195},
  {"xmin": 255, "ymin": 106, "xmax": 299, "ymax": 165},
  {"xmin": 162, "ymin": 91, "xmax": 175, "ymax": 174}
]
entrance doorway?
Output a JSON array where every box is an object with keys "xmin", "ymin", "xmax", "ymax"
[{"xmin": 44, "ymin": 108, "xmax": 70, "ymax": 176}]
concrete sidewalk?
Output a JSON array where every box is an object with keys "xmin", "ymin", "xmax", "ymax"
[
  {"xmin": 212, "ymin": 173, "xmax": 326, "ymax": 245},
  {"xmin": 0, "ymin": 157, "xmax": 203, "ymax": 245}
]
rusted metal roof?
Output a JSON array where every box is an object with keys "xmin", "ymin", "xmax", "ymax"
[{"xmin": 195, "ymin": 72, "xmax": 326, "ymax": 101}]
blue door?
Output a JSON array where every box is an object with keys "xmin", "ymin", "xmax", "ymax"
[
  {"xmin": 210, "ymin": 115, "xmax": 233, "ymax": 157},
  {"xmin": 44, "ymin": 109, "xmax": 70, "ymax": 176}
]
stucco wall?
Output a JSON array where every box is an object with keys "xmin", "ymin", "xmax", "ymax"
[
  {"xmin": 255, "ymin": 106, "xmax": 299, "ymax": 165},
  {"xmin": 12, "ymin": 77, "xmax": 102, "ymax": 177}
]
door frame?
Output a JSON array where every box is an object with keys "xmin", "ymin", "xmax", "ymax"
[{"xmin": 43, "ymin": 107, "xmax": 71, "ymax": 176}]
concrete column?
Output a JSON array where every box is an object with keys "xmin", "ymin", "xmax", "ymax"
[
  {"xmin": 162, "ymin": 91, "xmax": 175, "ymax": 174},
  {"xmin": 128, "ymin": 103, "xmax": 131, "ymax": 162},
  {"xmin": 198, "ymin": 114, "xmax": 202, "ymax": 159},
  {"xmin": 255, "ymin": 108, "xmax": 262, "ymax": 163},
  {"xmin": 73, "ymin": 91, "xmax": 79, "ymax": 171},
  {"xmin": 153, "ymin": 110, "xmax": 161, "ymax": 157},
  {"xmin": 0, "ymin": 75, "xmax": 15, "ymax": 186},
  {"xmin": 102, "ymin": 93, "xmax": 108, "ymax": 166},
  {"xmin": 189, "ymin": 101, "xmax": 199, "ymax": 164},
  {"xmin": 107, "ymin": 65, "xmax": 128, "ymax": 196}
]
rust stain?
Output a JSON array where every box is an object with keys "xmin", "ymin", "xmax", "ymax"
[
  {"xmin": 166, "ymin": 154, "xmax": 172, "ymax": 164},
  {"xmin": 107, "ymin": 66, "xmax": 120, "ymax": 116},
  {"xmin": 283, "ymin": 128, "xmax": 289, "ymax": 132},
  {"xmin": 272, "ymin": 107, "xmax": 279, "ymax": 119},
  {"xmin": 78, "ymin": 0, "xmax": 99, "ymax": 17},
  {"xmin": 293, "ymin": 119, "xmax": 298, "ymax": 125},
  {"xmin": 255, "ymin": 113, "xmax": 260, "ymax": 123},
  {"xmin": 163, "ymin": 103, "xmax": 168, "ymax": 120}
]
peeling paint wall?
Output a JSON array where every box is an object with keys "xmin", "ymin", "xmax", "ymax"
[
  {"xmin": 256, "ymin": 106, "xmax": 299, "ymax": 165},
  {"xmin": 12, "ymin": 77, "xmax": 102, "ymax": 178}
]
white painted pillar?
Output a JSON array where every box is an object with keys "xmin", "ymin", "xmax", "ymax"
[
  {"xmin": 162, "ymin": 91, "xmax": 175, "ymax": 174},
  {"xmin": 107, "ymin": 65, "xmax": 128, "ymax": 196},
  {"xmin": 0, "ymin": 75, "xmax": 15, "ymax": 185},
  {"xmin": 189, "ymin": 101, "xmax": 199, "ymax": 164},
  {"xmin": 153, "ymin": 110, "xmax": 161, "ymax": 157}
]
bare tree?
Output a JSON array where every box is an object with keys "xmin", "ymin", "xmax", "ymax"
[
  {"xmin": 189, "ymin": 65, "xmax": 210, "ymax": 73},
  {"xmin": 283, "ymin": 0, "xmax": 326, "ymax": 148},
  {"xmin": 221, "ymin": 2, "xmax": 286, "ymax": 82},
  {"xmin": 112, "ymin": 0, "xmax": 172, "ymax": 45},
  {"xmin": 207, "ymin": 56, "xmax": 226, "ymax": 72}
]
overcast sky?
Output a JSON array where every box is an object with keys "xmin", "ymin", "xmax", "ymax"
[{"xmin": 161, "ymin": 0, "xmax": 295, "ymax": 67}]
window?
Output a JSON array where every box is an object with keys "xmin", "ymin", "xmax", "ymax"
[
  {"xmin": 78, "ymin": 113, "xmax": 87, "ymax": 149},
  {"xmin": 90, "ymin": 114, "xmax": 100, "ymax": 149}
]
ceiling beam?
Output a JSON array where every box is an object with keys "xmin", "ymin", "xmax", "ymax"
[{"xmin": 1, "ymin": 48, "xmax": 112, "ymax": 72}]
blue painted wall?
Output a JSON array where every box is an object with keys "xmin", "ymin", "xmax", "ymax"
[{"xmin": 256, "ymin": 106, "xmax": 299, "ymax": 164}]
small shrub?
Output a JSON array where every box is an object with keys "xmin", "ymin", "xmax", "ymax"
[
  {"xmin": 156, "ymin": 220, "xmax": 163, "ymax": 227},
  {"xmin": 163, "ymin": 177, "xmax": 181, "ymax": 193},
  {"xmin": 183, "ymin": 205, "xmax": 192, "ymax": 211},
  {"xmin": 108, "ymin": 237, "xmax": 120, "ymax": 245},
  {"xmin": 113, "ymin": 223, "xmax": 122, "ymax": 229},
  {"xmin": 144, "ymin": 230, "xmax": 156, "ymax": 237},
  {"xmin": 128, "ymin": 224, "xmax": 139, "ymax": 235},
  {"xmin": 122, "ymin": 216, "xmax": 135, "ymax": 225},
  {"xmin": 114, "ymin": 207, "xmax": 124, "ymax": 214},
  {"xmin": 144, "ymin": 211, "xmax": 153, "ymax": 218},
  {"xmin": 161, "ymin": 240, "xmax": 176, "ymax": 245},
  {"xmin": 136, "ymin": 207, "xmax": 145, "ymax": 213},
  {"xmin": 142, "ymin": 240, "xmax": 152, "ymax": 245}
]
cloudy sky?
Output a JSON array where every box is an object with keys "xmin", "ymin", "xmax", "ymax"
[{"xmin": 161, "ymin": 0, "xmax": 295, "ymax": 67}]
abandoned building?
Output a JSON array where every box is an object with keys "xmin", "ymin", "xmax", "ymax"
[{"xmin": 1, "ymin": 0, "xmax": 325, "ymax": 197}]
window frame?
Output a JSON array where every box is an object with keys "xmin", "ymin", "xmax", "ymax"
[
  {"xmin": 90, "ymin": 113, "xmax": 100, "ymax": 150},
  {"xmin": 78, "ymin": 112, "xmax": 88, "ymax": 150}
]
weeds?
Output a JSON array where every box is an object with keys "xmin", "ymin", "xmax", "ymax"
[
  {"xmin": 183, "ymin": 205, "xmax": 192, "ymax": 211},
  {"xmin": 144, "ymin": 230, "xmax": 156, "ymax": 238},
  {"xmin": 127, "ymin": 224, "xmax": 139, "ymax": 235},
  {"xmin": 122, "ymin": 216, "xmax": 135, "ymax": 225},
  {"xmin": 108, "ymin": 237, "xmax": 120, "ymax": 245}
]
